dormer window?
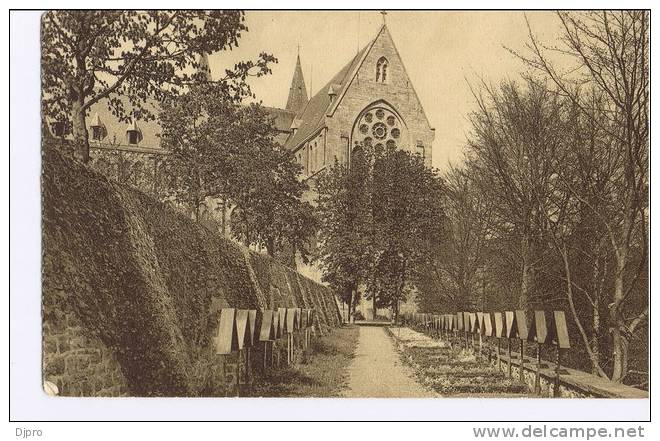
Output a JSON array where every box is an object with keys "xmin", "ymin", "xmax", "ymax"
[
  {"xmin": 126, "ymin": 120, "xmax": 143, "ymax": 145},
  {"xmin": 89, "ymin": 113, "xmax": 107, "ymax": 141},
  {"xmin": 416, "ymin": 140, "xmax": 425, "ymax": 159},
  {"xmin": 376, "ymin": 57, "xmax": 389, "ymax": 83},
  {"xmin": 50, "ymin": 120, "xmax": 69, "ymax": 138}
]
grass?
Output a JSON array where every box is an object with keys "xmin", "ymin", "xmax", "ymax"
[{"xmin": 248, "ymin": 325, "xmax": 359, "ymax": 397}]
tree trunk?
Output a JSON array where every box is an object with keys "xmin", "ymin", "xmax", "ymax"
[
  {"xmin": 373, "ymin": 295, "xmax": 377, "ymax": 321},
  {"xmin": 347, "ymin": 292, "xmax": 353, "ymax": 324},
  {"xmin": 591, "ymin": 297, "xmax": 601, "ymax": 375},
  {"xmin": 71, "ymin": 99, "xmax": 90, "ymax": 163},
  {"xmin": 520, "ymin": 233, "xmax": 533, "ymax": 310},
  {"xmin": 220, "ymin": 198, "xmax": 227, "ymax": 236},
  {"xmin": 610, "ymin": 253, "xmax": 628, "ymax": 382},
  {"xmin": 267, "ymin": 237, "xmax": 276, "ymax": 258}
]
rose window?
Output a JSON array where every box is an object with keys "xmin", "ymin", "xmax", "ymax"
[
  {"xmin": 352, "ymin": 106, "xmax": 404, "ymax": 151},
  {"xmin": 372, "ymin": 122, "xmax": 387, "ymax": 140}
]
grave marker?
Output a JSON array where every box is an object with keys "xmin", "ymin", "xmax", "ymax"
[{"xmin": 215, "ymin": 308, "xmax": 237, "ymax": 355}]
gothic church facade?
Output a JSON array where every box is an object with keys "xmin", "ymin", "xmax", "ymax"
[{"xmin": 277, "ymin": 24, "xmax": 434, "ymax": 177}]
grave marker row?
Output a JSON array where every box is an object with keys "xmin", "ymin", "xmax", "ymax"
[
  {"xmin": 214, "ymin": 307, "xmax": 318, "ymax": 396},
  {"xmin": 404, "ymin": 309, "xmax": 571, "ymax": 396}
]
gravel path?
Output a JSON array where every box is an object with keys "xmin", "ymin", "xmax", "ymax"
[{"xmin": 342, "ymin": 326, "xmax": 438, "ymax": 398}]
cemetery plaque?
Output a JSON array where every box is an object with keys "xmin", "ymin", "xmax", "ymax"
[
  {"xmin": 215, "ymin": 308, "xmax": 237, "ymax": 355},
  {"xmin": 278, "ymin": 308, "xmax": 287, "ymax": 336},
  {"xmin": 308, "ymin": 309, "xmax": 315, "ymax": 328},
  {"xmin": 273, "ymin": 309, "xmax": 281, "ymax": 339},
  {"xmin": 505, "ymin": 311, "xmax": 517, "ymax": 338},
  {"xmin": 553, "ymin": 311, "xmax": 571, "ymax": 349},
  {"xmin": 515, "ymin": 310, "xmax": 529, "ymax": 340},
  {"xmin": 247, "ymin": 310, "xmax": 259, "ymax": 346},
  {"xmin": 259, "ymin": 310, "xmax": 275, "ymax": 342},
  {"xmin": 456, "ymin": 312, "xmax": 464, "ymax": 331},
  {"xmin": 235, "ymin": 309, "xmax": 250, "ymax": 350},
  {"xmin": 527, "ymin": 310, "xmax": 549, "ymax": 344},
  {"xmin": 476, "ymin": 312, "xmax": 484, "ymax": 334},
  {"xmin": 463, "ymin": 312, "xmax": 471, "ymax": 332},
  {"xmin": 493, "ymin": 312, "xmax": 504, "ymax": 338},
  {"xmin": 483, "ymin": 313, "xmax": 493, "ymax": 337},
  {"xmin": 286, "ymin": 308, "xmax": 296, "ymax": 334}
]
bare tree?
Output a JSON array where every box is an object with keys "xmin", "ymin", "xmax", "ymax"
[{"xmin": 517, "ymin": 11, "xmax": 649, "ymax": 382}]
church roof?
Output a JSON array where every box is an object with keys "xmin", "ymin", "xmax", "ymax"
[
  {"xmin": 283, "ymin": 28, "xmax": 381, "ymax": 150},
  {"xmin": 262, "ymin": 106, "xmax": 296, "ymax": 145},
  {"xmin": 285, "ymin": 54, "xmax": 308, "ymax": 113}
]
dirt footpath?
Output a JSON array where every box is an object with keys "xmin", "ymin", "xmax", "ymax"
[{"xmin": 342, "ymin": 326, "xmax": 438, "ymax": 398}]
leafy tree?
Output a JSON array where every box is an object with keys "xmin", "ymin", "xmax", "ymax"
[
  {"xmin": 229, "ymin": 105, "xmax": 318, "ymax": 262},
  {"xmin": 160, "ymin": 86, "xmax": 316, "ymax": 263},
  {"xmin": 159, "ymin": 84, "xmax": 240, "ymax": 221},
  {"xmin": 368, "ymin": 146, "xmax": 447, "ymax": 320},
  {"xmin": 315, "ymin": 148, "xmax": 373, "ymax": 320},
  {"xmin": 41, "ymin": 10, "xmax": 275, "ymax": 162}
]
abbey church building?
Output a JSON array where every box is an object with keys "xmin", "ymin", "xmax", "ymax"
[{"xmin": 277, "ymin": 24, "xmax": 435, "ymax": 177}]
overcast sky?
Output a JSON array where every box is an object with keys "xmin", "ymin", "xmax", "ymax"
[{"xmin": 207, "ymin": 11, "xmax": 566, "ymax": 171}]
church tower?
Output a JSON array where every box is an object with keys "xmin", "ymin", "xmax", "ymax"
[
  {"xmin": 196, "ymin": 52, "xmax": 212, "ymax": 82},
  {"xmin": 285, "ymin": 54, "xmax": 308, "ymax": 114}
]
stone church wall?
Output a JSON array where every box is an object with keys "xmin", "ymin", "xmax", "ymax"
[{"xmin": 325, "ymin": 28, "xmax": 435, "ymax": 167}]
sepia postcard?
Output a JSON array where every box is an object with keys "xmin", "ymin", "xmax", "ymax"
[{"xmin": 34, "ymin": 9, "xmax": 648, "ymax": 407}]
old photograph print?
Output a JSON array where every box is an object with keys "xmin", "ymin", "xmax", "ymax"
[{"xmin": 41, "ymin": 10, "xmax": 648, "ymax": 398}]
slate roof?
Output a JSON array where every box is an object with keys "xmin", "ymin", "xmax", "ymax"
[
  {"xmin": 263, "ymin": 106, "xmax": 296, "ymax": 146},
  {"xmin": 285, "ymin": 55, "xmax": 309, "ymax": 114},
  {"xmin": 85, "ymin": 98, "xmax": 298, "ymax": 151},
  {"xmin": 283, "ymin": 37, "xmax": 375, "ymax": 150}
]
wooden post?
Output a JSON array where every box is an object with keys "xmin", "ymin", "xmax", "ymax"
[
  {"xmin": 236, "ymin": 349, "xmax": 241, "ymax": 397},
  {"xmin": 554, "ymin": 344, "xmax": 561, "ymax": 397},
  {"xmin": 286, "ymin": 334, "xmax": 291, "ymax": 365},
  {"xmin": 263, "ymin": 341, "xmax": 268, "ymax": 371},
  {"xmin": 519, "ymin": 339, "xmax": 525, "ymax": 382},
  {"xmin": 497, "ymin": 338, "xmax": 501, "ymax": 369},
  {"xmin": 245, "ymin": 347, "xmax": 251, "ymax": 393},
  {"xmin": 535, "ymin": 344, "xmax": 541, "ymax": 395},
  {"xmin": 507, "ymin": 338, "xmax": 512, "ymax": 378}
]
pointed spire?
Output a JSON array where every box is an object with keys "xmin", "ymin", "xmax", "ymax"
[
  {"xmin": 196, "ymin": 52, "xmax": 212, "ymax": 82},
  {"xmin": 285, "ymin": 54, "xmax": 308, "ymax": 114}
]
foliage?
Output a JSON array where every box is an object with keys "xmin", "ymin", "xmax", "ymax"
[
  {"xmin": 368, "ymin": 146, "xmax": 447, "ymax": 316},
  {"xmin": 158, "ymin": 85, "xmax": 317, "ymax": 261},
  {"xmin": 228, "ymin": 105, "xmax": 318, "ymax": 262},
  {"xmin": 41, "ymin": 10, "xmax": 276, "ymax": 162},
  {"xmin": 315, "ymin": 149, "xmax": 373, "ymax": 317},
  {"xmin": 42, "ymin": 145, "xmax": 339, "ymax": 395},
  {"xmin": 315, "ymin": 145, "xmax": 447, "ymax": 320}
]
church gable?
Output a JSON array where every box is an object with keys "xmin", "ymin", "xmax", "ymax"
[{"xmin": 326, "ymin": 25, "xmax": 435, "ymax": 164}]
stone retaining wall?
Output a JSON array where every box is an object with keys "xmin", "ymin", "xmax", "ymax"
[{"xmin": 42, "ymin": 145, "xmax": 341, "ymax": 397}]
